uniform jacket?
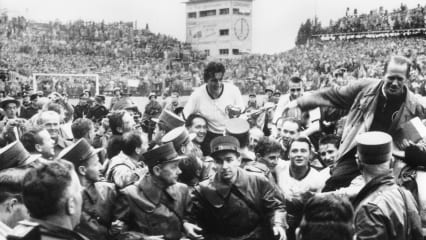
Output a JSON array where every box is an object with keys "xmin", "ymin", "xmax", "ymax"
[
  {"xmin": 186, "ymin": 168, "xmax": 287, "ymax": 240},
  {"xmin": 297, "ymin": 79, "xmax": 426, "ymax": 160},
  {"xmin": 353, "ymin": 173, "xmax": 423, "ymax": 240},
  {"xmin": 113, "ymin": 174, "xmax": 191, "ymax": 240},
  {"xmin": 75, "ymin": 182, "xmax": 117, "ymax": 240}
]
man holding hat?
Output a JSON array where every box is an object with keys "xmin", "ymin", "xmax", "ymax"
[
  {"xmin": 353, "ymin": 131, "xmax": 422, "ymax": 240},
  {"xmin": 56, "ymin": 138, "xmax": 117, "ymax": 240},
  {"xmin": 185, "ymin": 135, "xmax": 287, "ymax": 240},
  {"xmin": 113, "ymin": 142, "xmax": 202, "ymax": 240},
  {"xmin": 0, "ymin": 97, "xmax": 28, "ymax": 143}
]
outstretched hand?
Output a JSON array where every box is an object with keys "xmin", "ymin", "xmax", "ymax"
[{"xmin": 273, "ymin": 225, "xmax": 287, "ymax": 240}]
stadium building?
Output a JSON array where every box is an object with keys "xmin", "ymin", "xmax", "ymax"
[{"xmin": 185, "ymin": 0, "xmax": 253, "ymax": 59}]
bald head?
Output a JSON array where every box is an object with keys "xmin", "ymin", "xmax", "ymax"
[{"xmin": 38, "ymin": 111, "xmax": 61, "ymax": 140}]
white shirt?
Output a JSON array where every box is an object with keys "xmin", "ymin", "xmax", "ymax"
[
  {"xmin": 276, "ymin": 161, "xmax": 326, "ymax": 199},
  {"xmin": 183, "ymin": 82, "xmax": 244, "ymax": 134}
]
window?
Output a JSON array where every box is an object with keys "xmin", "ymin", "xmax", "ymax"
[
  {"xmin": 200, "ymin": 10, "xmax": 216, "ymax": 17},
  {"xmin": 219, "ymin": 49, "xmax": 229, "ymax": 55},
  {"xmin": 233, "ymin": 8, "xmax": 251, "ymax": 15},
  {"xmin": 232, "ymin": 49, "xmax": 240, "ymax": 55},
  {"xmin": 220, "ymin": 8, "xmax": 229, "ymax": 15},
  {"xmin": 188, "ymin": 12, "xmax": 196, "ymax": 18},
  {"xmin": 204, "ymin": 49, "xmax": 210, "ymax": 56},
  {"xmin": 219, "ymin": 29, "xmax": 229, "ymax": 36}
]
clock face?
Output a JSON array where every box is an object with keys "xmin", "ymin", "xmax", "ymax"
[{"xmin": 234, "ymin": 18, "xmax": 249, "ymax": 41}]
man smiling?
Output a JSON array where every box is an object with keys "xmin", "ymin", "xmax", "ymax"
[{"xmin": 281, "ymin": 55, "xmax": 426, "ymax": 191}]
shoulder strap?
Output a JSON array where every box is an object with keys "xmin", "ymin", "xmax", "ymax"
[
  {"xmin": 230, "ymin": 185, "xmax": 261, "ymax": 217},
  {"xmin": 397, "ymin": 187, "xmax": 410, "ymax": 240}
]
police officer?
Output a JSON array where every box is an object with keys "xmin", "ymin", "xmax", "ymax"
[
  {"xmin": 56, "ymin": 139, "xmax": 117, "ymax": 240},
  {"xmin": 113, "ymin": 142, "xmax": 201, "ymax": 240},
  {"xmin": 185, "ymin": 135, "xmax": 288, "ymax": 240}
]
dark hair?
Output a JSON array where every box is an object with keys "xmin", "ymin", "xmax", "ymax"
[
  {"xmin": 20, "ymin": 127, "xmax": 45, "ymax": 153},
  {"xmin": 318, "ymin": 134, "xmax": 340, "ymax": 149},
  {"xmin": 289, "ymin": 136, "xmax": 313, "ymax": 152},
  {"xmin": 108, "ymin": 111, "xmax": 126, "ymax": 135},
  {"xmin": 121, "ymin": 131, "xmax": 142, "ymax": 156},
  {"xmin": 290, "ymin": 76, "xmax": 303, "ymax": 84},
  {"xmin": 383, "ymin": 55, "xmax": 412, "ymax": 78},
  {"xmin": 298, "ymin": 194, "xmax": 354, "ymax": 240},
  {"xmin": 203, "ymin": 62, "xmax": 225, "ymax": 82},
  {"xmin": 0, "ymin": 167, "xmax": 30, "ymax": 204},
  {"xmin": 185, "ymin": 113, "xmax": 207, "ymax": 128},
  {"xmin": 22, "ymin": 160, "xmax": 74, "ymax": 219},
  {"xmin": 71, "ymin": 118, "xmax": 94, "ymax": 140},
  {"xmin": 178, "ymin": 154, "xmax": 202, "ymax": 184},
  {"xmin": 254, "ymin": 137, "xmax": 282, "ymax": 157}
]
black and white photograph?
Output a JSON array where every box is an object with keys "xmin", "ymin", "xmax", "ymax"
[{"xmin": 0, "ymin": 0, "xmax": 425, "ymax": 239}]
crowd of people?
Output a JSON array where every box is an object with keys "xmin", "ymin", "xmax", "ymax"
[
  {"xmin": 0, "ymin": 58, "xmax": 426, "ymax": 240},
  {"xmin": 312, "ymin": 3, "xmax": 426, "ymax": 34},
  {"xmin": 0, "ymin": 3, "xmax": 426, "ymax": 239},
  {"xmin": 1, "ymin": 4, "xmax": 426, "ymax": 98}
]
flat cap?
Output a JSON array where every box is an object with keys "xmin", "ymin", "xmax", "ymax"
[
  {"xmin": 356, "ymin": 131, "xmax": 392, "ymax": 164},
  {"xmin": 142, "ymin": 142, "xmax": 186, "ymax": 168},
  {"xmin": 153, "ymin": 110, "xmax": 185, "ymax": 132},
  {"xmin": 161, "ymin": 126, "xmax": 190, "ymax": 151},
  {"xmin": 0, "ymin": 141, "xmax": 31, "ymax": 170},
  {"xmin": 210, "ymin": 135, "xmax": 240, "ymax": 159},
  {"xmin": 225, "ymin": 118, "xmax": 250, "ymax": 136},
  {"xmin": 56, "ymin": 138, "xmax": 102, "ymax": 166}
]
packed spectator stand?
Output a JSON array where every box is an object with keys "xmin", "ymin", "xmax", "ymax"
[{"xmin": 0, "ymin": 3, "xmax": 426, "ymax": 240}]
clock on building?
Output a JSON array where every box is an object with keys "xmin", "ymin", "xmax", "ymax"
[{"xmin": 234, "ymin": 18, "xmax": 249, "ymax": 41}]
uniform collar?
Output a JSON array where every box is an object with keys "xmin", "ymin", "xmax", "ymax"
[
  {"xmin": 56, "ymin": 136, "xmax": 67, "ymax": 149},
  {"xmin": 83, "ymin": 183, "xmax": 99, "ymax": 204},
  {"xmin": 139, "ymin": 174, "xmax": 177, "ymax": 205}
]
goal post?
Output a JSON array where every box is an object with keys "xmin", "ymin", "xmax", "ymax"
[{"xmin": 32, "ymin": 73, "xmax": 99, "ymax": 98}]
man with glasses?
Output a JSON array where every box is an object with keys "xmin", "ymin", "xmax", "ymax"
[
  {"xmin": 273, "ymin": 77, "xmax": 304, "ymax": 124},
  {"xmin": 183, "ymin": 62, "xmax": 244, "ymax": 155}
]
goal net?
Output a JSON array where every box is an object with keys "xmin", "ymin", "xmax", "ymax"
[{"xmin": 32, "ymin": 73, "xmax": 99, "ymax": 98}]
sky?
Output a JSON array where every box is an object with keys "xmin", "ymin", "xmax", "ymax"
[{"xmin": 0, "ymin": 0, "xmax": 423, "ymax": 54}]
